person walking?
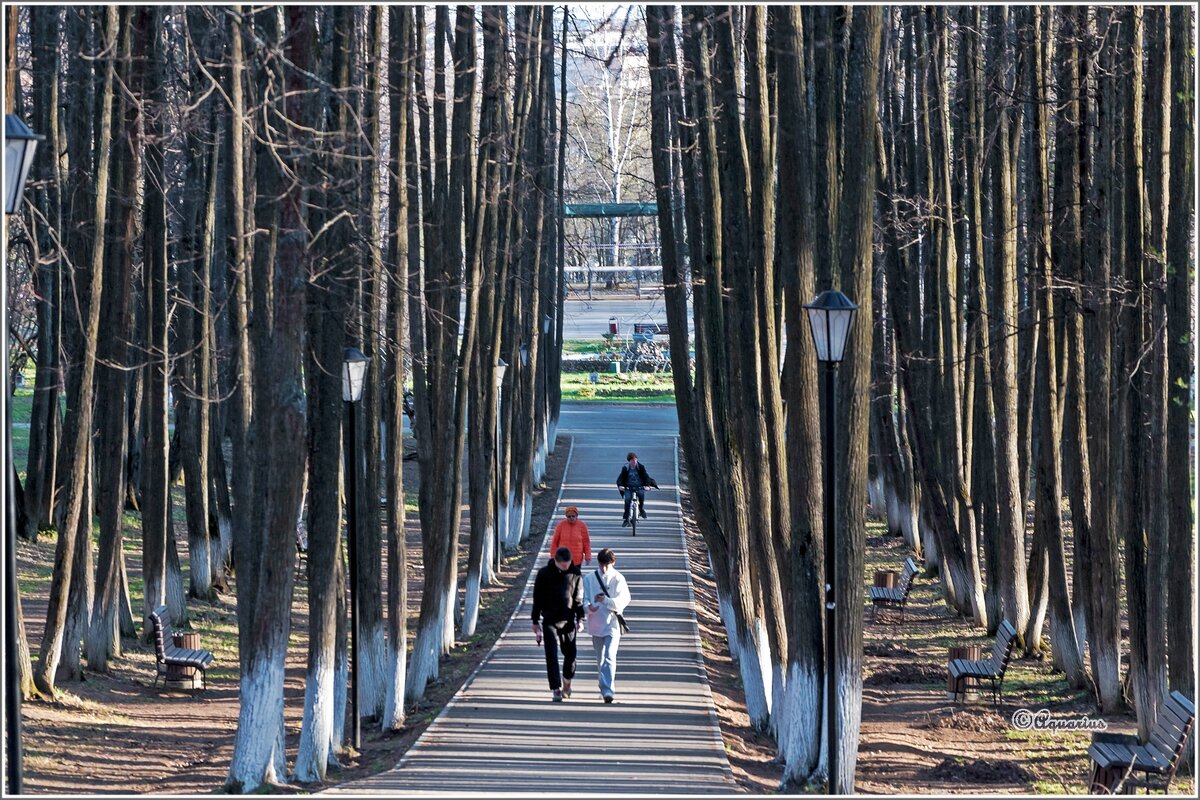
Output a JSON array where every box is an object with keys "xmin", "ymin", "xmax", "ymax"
[
  {"xmin": 549, "ymin": 506, "xmax": 591, "ymax": 568},
  {"xmin": 532, "ymin": 546, "xmax": 586, "ymax": 702},
  {"xmin": 583, "ymin": 548, "xmax": 631, "ymax": 703},
  {"xmin": 616, "ymin": 452, "xmax": 659, "ymax": 526}
]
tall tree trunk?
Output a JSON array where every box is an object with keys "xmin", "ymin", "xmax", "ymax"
[
  {"xmin": 88, "ymin": 8, "xmax": 138, "ymax": 670},
  {"xmin": 34, "ymin": 5, "xmax": 118, "ymax": 697},
  {"xmin": 1028, "ymin": 6, "xmax": 1087, "ymax": 688},
  {"xmin": 294, "ymin": 5, "xmax": 354, "ymax": 781},
  {"xmin": 832, "ymin": 11, "xmax": 880, "ymax": 789},
  {"xmin": 138, "ymin": 6, "xmax": 170, "ymax": 641},
  {"xmin": 23, "ymin": 6, "xmax": 63, "ymax": 541},
  {"xmin": 1164, "ymin": 1, "xmax": 1194, "ymax": 716},
  {"xmin": 985, "ymin": 7, "xmax": 1031, "ymax": 641},
  {"xmin": 1082, "ymin": 6, "xmax": 1124, "ymax": 713},
  {"xmin": 225, "ymin": 6, "xmax": 311, "ymax": 789},
  {"xmin": 381, "ymin": 3, "xmax": 413, "ymax": 733},
  {"xmin": 1053, "ymin": 6, "xmax": 1094, "ymax": 666}
]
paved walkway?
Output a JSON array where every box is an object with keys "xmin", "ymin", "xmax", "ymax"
[{"xmin": 329, "ymin": 404, "xmax": 737, "ymax": 794}]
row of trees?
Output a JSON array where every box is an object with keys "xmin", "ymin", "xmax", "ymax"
[
  {"xmin": 8, "ymin": 5, "xmax": 564, "ymax": 790},
  {"xmin": 647, "ymin": 5, "xmax": 1193, "ymax": 791}
]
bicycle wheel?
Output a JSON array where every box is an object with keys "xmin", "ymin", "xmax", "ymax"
[{"xmin": 630, "ymin": 512, "xmax": 637, "ymax": 536}]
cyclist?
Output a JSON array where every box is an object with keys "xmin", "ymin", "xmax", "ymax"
[{"xmin": 616, "ymin": 452, "xmax": 659, "ymax": 526}]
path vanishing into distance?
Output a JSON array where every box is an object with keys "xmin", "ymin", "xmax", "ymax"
[{"xmin": 328, "ymin": 403, "xmax": 737, "ymax": 794}]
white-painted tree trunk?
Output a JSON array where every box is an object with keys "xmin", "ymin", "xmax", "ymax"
[
  {"xmin": 732, "ymin": 619, "xmax": 771, "ymax": 730},
  {"xmin": 440, "ymin": 581, "xmax": 456, "ymax": 654},
  {"xmin": 505, "ymin": 488, "xmax": 520, "ymax": 547},
  {"xmin": 215, "ymin": 512, "xmax": 233, "ymax": 583},
  {"xmin": 547, "ymin": 418, "xmax": 558, "ymax": 454},
  {"xmin": 777, "ymin": 662, "xmax": 822, "ymax": 789},
  {"xmin": 533, "ymin": 441, "xmax": 546, "ymax": 486},
  {"xmin": 834, "ymin": 656, "xmax": 863, "ymax": 794},
  {"xmin": 520, "ymin": 492, "xmax": 533, "ymax": 541},
  {"xmin": 461, "ymin": 572, "xmax": 482, "ymax": 637},
  {"xmin": 226, "ymin": 660, "xmax": 287, "ymax": 792},
  {"xmin": 330, "ymin": 644, "xmax": 347, "ymax": 762},
  {"xmin": 190, "ymin": 537, "xmax": 213, "ymax": 598},
  {"xmin": 481, "ymin": 528, "xmax": 496, "ymax": 586},
  {"xmin": 918, "ymin": 504, "xmax": 940, "ymax": 569},
  {"xmin": 293, "ymin": 652, "xmax": 336, "ymax": 783},
  {"xmin": 358, "ymin": 624, "xmax": 388, "ymax": 719},
  {"xmin": 867, "ymin": 474, "xmax": 885, "ymax": 515},
  {"xmin": 718, "ymin": 595, "xmax": 739, "ymax": 663},
  {"xmin": 166, "ymin": 548, "xmax": 187, "ymax": 625},
  {"xmin": 497, "ymin": 496, "xmax": 511, "ymax": 551},
  {"xmin": 896, "ymin": 496, "xmax": 920, "ymax": 555},
  {"xmin": 406, "ymin": 609, "xmax": 444, "ymax": 704},
  {"xmin": 381, "ymin": 627, "xmax": 408, "ymax": 731}
]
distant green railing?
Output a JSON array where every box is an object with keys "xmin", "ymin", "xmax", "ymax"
[{"xmin": 563, "ymin": 202, "xmax": 658, "ymax": 218}]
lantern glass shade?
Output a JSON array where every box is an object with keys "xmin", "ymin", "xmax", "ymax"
[
  {"xmin": 342, "ymin": 347, "xmax": 370, "ymax": 402},
  {"xmin": 543, "ymin": 314, "xmax": 552, "ymax": 333},
  {"xmin": 519, "ymin": 343, "xmax": 529, "ymax": 366},
  {"xmin": 496, "ymin": 357, "xmax": 508, "ymax": 389},
  {"xmin": 804, "ymin": 290, "xmax": 858, "ymax": 364},
  {"xmin": 5, "ymin": 114, "xmax": 42, "ymax": 215}
]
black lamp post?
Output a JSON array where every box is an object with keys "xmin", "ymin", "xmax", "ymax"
[
  {"xmin": 5, "ymin": 113, "xmax": 42, "ymax": 796},
  {"xmin": 493, "ymin": 358, "xmax": 507, "ymax": 576},
  {"xmin": 804, "ymin": 289, "xmax": 857, "ymax": 796},
  {"xmin": 342, "ymin": 347, "xmax": 369, "ymax": 750}
]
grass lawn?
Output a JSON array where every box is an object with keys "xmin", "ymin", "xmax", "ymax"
[{"xmin": 561, "ymin": 371, "xmax": 675, "ymax": 402}]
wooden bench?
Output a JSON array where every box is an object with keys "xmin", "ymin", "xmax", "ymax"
[
  {"xmin": 867, "ymin": 557, "xmax": 919, "ymax": 622},
  {"xmin": 632, "ymin": 322, "xmax": 668, "ymax": 341},
  {"xmin": 149, "ymin": 605, "xmax": 214, "ymax": 691},
  {"xmin": 1088, "ymin": 691, "xmax": 1195, "ymax": 794},
  {"xmin": 948, "ymin": 618, "xmax": 1018, "ymax": 706}
]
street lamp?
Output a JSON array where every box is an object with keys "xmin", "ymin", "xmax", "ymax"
[
  {"xmin": 493, "ymin": 358, "xmax": 507, "ymax": 575},
  {"xmin": 804, "ymin": 289, "xmax": 857, "ymax": 796},
  {"xmin": 4, "ymin": 113, "xmax": 40, "ymax": 796},
  {"xmin": 5, "ymin": 115, "xmax": 42, "ymax": 215},
  {"xmin": 342, "ymin": 347, "xmax": 369, "ymax": 750},
  {"xmin": 519, "ymin": 342, "xmax": 529, "ymax": 367}
]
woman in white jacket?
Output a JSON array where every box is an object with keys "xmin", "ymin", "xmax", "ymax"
[{"xmin": 583, "ymin": 548, "xmax": 631, "ymax": 703}]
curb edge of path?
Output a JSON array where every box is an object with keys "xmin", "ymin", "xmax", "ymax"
[
  {"xmin": 672, "ymin": 435, "xmax": 737, "ymax": 788},
  {"xmin": 388, "ymin": 436, "xmax": 577, "ymax": 775}
]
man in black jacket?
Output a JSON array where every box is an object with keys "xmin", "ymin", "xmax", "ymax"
[
  {"xmin": 616, "ymin": 451, "xmax": 659, "ymax": 525},
  {"xmin": 531, "ymin": 546, "xmax": 586, "ymax": 701}
]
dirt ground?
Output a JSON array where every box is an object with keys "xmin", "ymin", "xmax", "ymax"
[
  {"xmin": 677, "ymin": 458, "xmax": 1197, "ymax": 796},
  {"xmin": 16, "ymin": 435, "xmax": 571, "ymax": 794}
]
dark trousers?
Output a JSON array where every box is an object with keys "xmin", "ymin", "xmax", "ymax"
[
  {"xmin": 542, "ymin": 620, "xmax": 577, "ymax": 690},
  {"xmin": 623, "ymin": 487, "xmax": 645, "ymax": 519}
]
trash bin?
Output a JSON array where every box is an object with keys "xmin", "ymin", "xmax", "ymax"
[
  {"xmin": 608, "ymin": 317, "xmax": 619, "ymax": 335},
  {"xmin": 609, "ymin": 361, "xmax": 621, "ymax": 374},
  {"xmin": 947, "ymin": 645, "xmax": 982, "ymax": 699}
]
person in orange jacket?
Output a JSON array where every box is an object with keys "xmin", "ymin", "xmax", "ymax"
[{"xmin": 550, "ymin": 506, "xmax": 591, "ymax": 568}]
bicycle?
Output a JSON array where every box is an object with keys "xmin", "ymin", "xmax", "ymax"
[{"xmin": 621, "ymin": 486, "xmax": 653, "ymax": 536}]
